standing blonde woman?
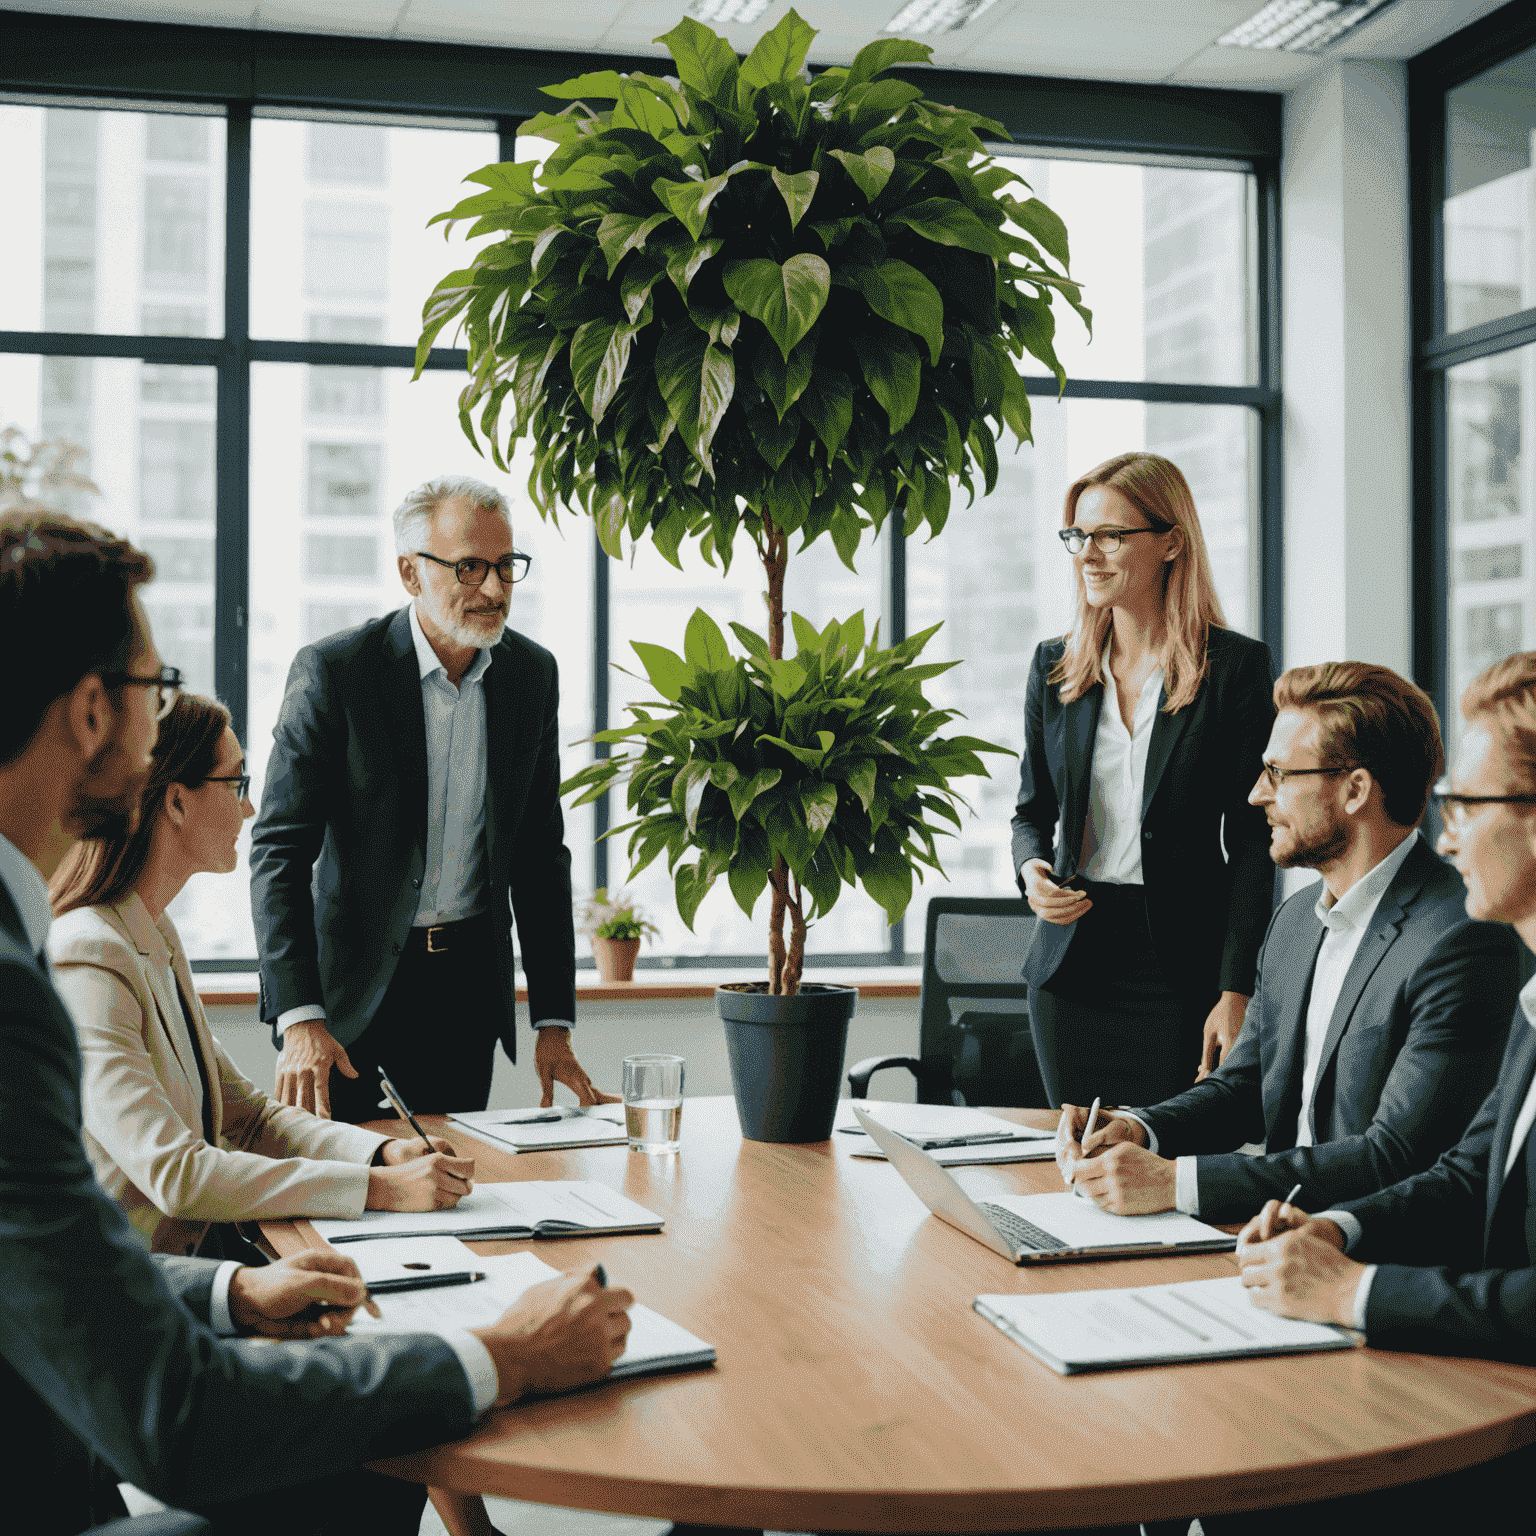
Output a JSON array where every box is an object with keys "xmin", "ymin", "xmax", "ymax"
[{"xmin": 1012, "ymin": 452, "xmax": 1276, "ymax": 1108}]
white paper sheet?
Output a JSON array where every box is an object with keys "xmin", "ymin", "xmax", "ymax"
[
  {"xmin": 975, "ymin": 1275, "xmax": 1356, "ymax": 1372},
  {"xmin": 986, "ymin": 1191, "xmax": 1231, "ymax": 1249},
  {"xmin": 850, "ymin": 1140, "xmax": 1059, "ymax": 1164},
  {"xmin": 834, "ymin": 1100, "xmax": 1053, "ymax": 1144},
  {"xmin": 348, "ymin": 1251, "xmax": 716, "ymax": 1377},
  {"xmin": 344, "ymin": 1236, "xmax": 485, "ymax": 1285},
  {"xmin": 310, "ymin": 1181, "xmax": 663, "ymax": 1243},
  {"xmin": 449, "ymin": 1106, "xmax": 629, "ymax": 1152}
]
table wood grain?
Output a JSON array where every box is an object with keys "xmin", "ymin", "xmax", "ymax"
[{"xmin": 262, "ymin": 1098, "xmax": 1536, "ymax": 1531}]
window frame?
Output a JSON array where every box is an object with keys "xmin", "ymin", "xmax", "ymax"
[{"xmin": 0, "ymin": 13, "xmax": 1283, "ymax": 971}]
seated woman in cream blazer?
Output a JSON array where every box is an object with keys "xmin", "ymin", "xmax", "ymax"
[{"xmin": 47, "ymin": 691, "xmax": 475, "ymax": 1259}]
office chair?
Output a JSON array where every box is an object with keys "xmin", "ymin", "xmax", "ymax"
[
  {"xmin": 847, "ymin": 896, "xmax": 1048, "ymax": 1108},
  {"xmin": 87, "ymin": 1515, "xmax": 210, "ymax": 1535}
]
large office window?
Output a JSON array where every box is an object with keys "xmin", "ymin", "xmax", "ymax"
[
  {"xmin": 0, "ymin": 26, "xmax": 1280, "ymax": 970},
  {"xmin": 1414, "ymin": 8, "xmax": 1536, "ymax": 755}
]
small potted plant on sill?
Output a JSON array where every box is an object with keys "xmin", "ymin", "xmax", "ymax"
[
  {"xmin": 575, "ymin": 887, "xmax": 661, "ymax": 983},
  {"xmin": 419, "ymin": 9, "xmax": 1085, "ymax": 1140}
]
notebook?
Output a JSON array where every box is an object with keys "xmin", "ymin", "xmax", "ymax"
[
  {"xmin": 311, "ymin": 1181, "xmax": 664, "ymax": 1244},
  {"xmin": 449, "ymin": 1105, "xmax": 629, "ymax": 1153},
  {"xmin": 854, "ymin": 1105, "xmax": 1234, "ymax": 1264},
  {"xmin": 974, "ymin": 1275, "xmax": 1358, "ymax": 1374},
  {"xmin": 836, "ymin": 1100, "xmax": 1056, "ymax": 1164},
  {"xmin": 348, "ymin": 1250, "xmax": 717, "ymax": 1380}
]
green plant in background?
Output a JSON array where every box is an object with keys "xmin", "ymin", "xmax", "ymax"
[
  {"xmin": 0, "ymin": 426, "xmax": 99, "ymax": 513},
  {"xmin": 574, "ymin": 887, "xmax": 662, "ymax": 943},
  {"xmin": 563, "ymin": 608, "xmax": 1009, "ymax": 993}
]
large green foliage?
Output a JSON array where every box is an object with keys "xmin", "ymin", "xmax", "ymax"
[
  {"xmin": 561, "ymin": 609, "xmax": 1011, "ymax": 928},
  {"xmin": 417, "ymin": 9, "xmax": 1088, "ymax": 571}
]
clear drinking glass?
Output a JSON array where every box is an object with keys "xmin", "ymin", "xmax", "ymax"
[{"xmin": 623, "ymin": 1054, "xmax": 685, "ymax": 1153}]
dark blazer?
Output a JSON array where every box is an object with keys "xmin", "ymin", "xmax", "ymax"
[
  {"xmin": 1010, "ymin": 626, "xmax": 1277, "ymax": 1004},
  {"xmin": 0, "ymin": 878, "xmax": 477, "ymax": 1536},
  {"xmin": 1340, "ymin": 1010, "xmax": 1536, "ymax": 1361},
  {"xmin": 1131, "ymin": 836, "xmax": 1519, "ymax": 1221},
  {"xmin": 250, "ymin": 606, "xmax": 577, "ymax": 1056}
]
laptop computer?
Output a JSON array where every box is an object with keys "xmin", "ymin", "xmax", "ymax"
[{"xmin": 852, "ymin": 1105, "xmax": 1237, "ymax": 1265}]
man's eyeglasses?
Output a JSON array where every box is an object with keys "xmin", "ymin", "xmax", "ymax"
[
  {"xmin": 1260, "ymin": 761, "xmax": 1359, "ymax": 789},
  {"xmin": 1431, "ymin": 778, "xmax": 1536, "ymax": 832},
  {"xmin": 202, "ymin": 774, "xmax": 252, "ymax": 801},
  {"xmin": 415, "ymin": 551, "xmax": 532, "ymax": 587},
  {"xmin": 102, "ymin": 665, "xmax": 182, "ymax": 720},
  {"xmin": 1059, "ymin": 525, "xmax": 1170, "ymax": 556}
]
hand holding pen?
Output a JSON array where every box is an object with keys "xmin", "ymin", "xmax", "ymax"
[
  {"xmin": 1237, "ymin": 1183, "xmax": 1309, "ymax": 1248},
  {"xmin": 366, "ymin": 1070, "xmax": 476, "ymax": 1212}
]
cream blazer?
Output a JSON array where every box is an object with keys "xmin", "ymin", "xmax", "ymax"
[{"xmin": 49, "ymin": 893, "xmax": 387, "ymax": 1256}]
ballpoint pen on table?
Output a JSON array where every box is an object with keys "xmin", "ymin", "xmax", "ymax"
[
  {"xmin": 919, "ymin": 1132, "xmax": 1034, "ymax": 1149},
  {"xmin": 378, "ymin": 1068, "xmax": 435, "ymax": 1154}
]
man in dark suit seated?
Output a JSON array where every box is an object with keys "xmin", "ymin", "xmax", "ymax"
[
  {"xmin": 253, "ymin": 475, "xmax": 616, "ymax": 1123},
  {"xmin": 1055, "ymin": 662, "xmax": 1520, "ymax": 1224},
  {"xmin": 1223, "ymin": 650, "xmax": 1536, "ymax": 1530},
  {"xmin": 0, "ymin": 511, "xmax": 635, "ymax": 1536}
]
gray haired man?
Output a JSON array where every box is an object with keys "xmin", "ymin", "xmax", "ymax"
[{"xmin": 252, "ymin": 476, "xmax": 617, "ymax": 1121}]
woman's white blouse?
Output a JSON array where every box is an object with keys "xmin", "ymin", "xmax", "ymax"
[{"xmin": 1078, "ymin": 654, "xmax": 1165, "ymax": 885}]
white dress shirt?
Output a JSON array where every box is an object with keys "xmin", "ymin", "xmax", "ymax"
[
  {"xmin": 1134, "ymin": 833, "xmax": 1417, "ymax": 1216},
  {"xmin": 0, "ymin": 834, "xmax": 498, "ymax": 1412},
  {"xmin": 1079, "ymin": 650, "xmax": 1164, "ymax": 885},
  {"xmin": 1326, "ymin": 967, "xmax": 1536, "ymax": 1331}
]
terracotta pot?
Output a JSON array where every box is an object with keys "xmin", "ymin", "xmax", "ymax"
[{"xmin": 591, "ymin": 935, "xmax": 642, "ymax": 983}]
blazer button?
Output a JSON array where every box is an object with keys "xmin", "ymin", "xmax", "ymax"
[
  {"xmin": 412, "ymin": 878, "xmax": 421, "ymax": 889},
  {"xmin": 392, "ymin": 941, "xmax": 402, "ymax": 955}
]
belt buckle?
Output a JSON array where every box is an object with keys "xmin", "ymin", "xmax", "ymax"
[{"xmin": 426, "ymin": 924, "xmax": 448, "ymax": 954}]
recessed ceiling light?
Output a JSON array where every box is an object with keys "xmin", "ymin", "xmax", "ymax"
[
  {"xmin": 688, "ymin": 0, "xmax": 773, "ymax": 22},
  {"xmin": 1217, "ymin": 0, "xmax": 1396, "ymax": 52},
  {"xmin": 884, "ymin": 0, "xmax": 999, "ymax": 37}
]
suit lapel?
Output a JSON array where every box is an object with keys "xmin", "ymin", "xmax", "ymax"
[
  {"xmin": 164, "ymin": 922, "xmax": 224, "ymax": 1146},
  {"xmin": 1060, "ymin": 686, "xmax": 1102, "ymax": 873},
  {"xmin": 385, "ymin": 608, "xmax": 430, "ymax": 860},
  {"xmin": 1263, "ymin": 915, "xmax": 1327, "ymax": 1147},
  {"xmin": 1487, "ymin": 1026, "xmax": 1536, "ymax": 1237},
  {"xmin": 482, "ymin": 636, "xmax": 520, "ymax": 867},
  {"xmin": 112, "ymin": 897, "xmax": 197, "ymax": 1091},
  {"xmin": 1140, "ymin": 681, "xmax": 1194, "ymax": 822}
]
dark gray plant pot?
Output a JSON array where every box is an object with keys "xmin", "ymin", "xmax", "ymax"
[{"xmin": 717, "ymin": 982, "xmax": 858, "ymax": 1143}]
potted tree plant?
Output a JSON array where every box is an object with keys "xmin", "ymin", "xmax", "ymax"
[
  {"xmin": 575, "ymin": 887, "xmax": 660, "ymax": 982},
  {"xmin": 417, "ymin": 9, "xmax": 1086, "ymax": 1139}
]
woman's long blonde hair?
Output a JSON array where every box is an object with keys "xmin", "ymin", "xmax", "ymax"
[{"xmin": 1048, "ymin": 452, "xmax": 1226, "ymax": 713}]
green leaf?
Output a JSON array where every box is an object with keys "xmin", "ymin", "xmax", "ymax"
[
  {"xmin": 569, "ymin": 319, "xmax": 638, "ymax": 424},
  {"xmin": 722, "ymin": 253, "xmax": 831, "ymax": 361},
  {"xmin": 674, "ymin": 860, "xmax": 716, "ymax": 931},
  {"xmin": 752, "ymin": 338, "xmax": 815, "ymax": 419},
  {"xmin": 597, "ymin": 210, "xmax": 672, "ymax": 277},
  {"xmin": 843, "ymin": 758, "xmax": 877, "ymax": 811},
  {"xmin": 790, "ymin": 612, "xmax": 821, "ymax": 655},
  {"xmin": 655, "ymin": 170, "xmax": 737, "ymax": 241},
  {"xmin": 829, "ymin": 147, "xmax": 894, "ymax": 202},
  {"xmin": 615, "ymin": 79, "xmax": 680, "ymax": 138},
  {"xmin": 844, "ymin": 36, "xmax": 933, "ymax": 88},
  {"xmin": 770, "ymin": 167, "xmax": 819, "ymax": 230},
  {"xmin": 620, "ymin": 253, "xmax": 668, "ymax": 321},
  {"xmin": 679, "ymin": 759, "xmax": 712, "ymax": 833},
  {"xmin": 542, "ymin": 70, "xmax": 626, "ymax": 100},
  {"xmin": 886, "ymin": 197, "xmax": 1006, "ymax": 259},
  {"xmin": 802, "ymin": 781, "xmax": 838, "ymax": 840},
  {"xmin": 847, "ymin": 259, "xmax": 944, "ymax": 365},
  {"xmin": 861, "ymin": 851, "xmax": 913, "ymax": 925},
  {"xmin": 657, "ymin": 16, "xmax": 740, "ymax": 102},
  {"xmin": 747, "ymin": 402, "xmax": 799, "ymax": 471},
  {"xmin": 663, "ymin": 234, "xmax": 725, "ymax": 297},
  {"xmin": 728, "ymin": 766, "xmax": 782, "ymax": 820},
  {"xmin": 766, "ymin": 659, "xmax": 806, "ymax": 699},
  {"xmin": 797, "ymin": 369, "xmax": 854, "ymax": 456},
  {"xmin": 654, "ymin": 324, "xmax": 737, "ymax": 474},
  {"xmin": 853, "ymin": 331, "xmax": 922, "ymax": 432},
  {"xmin": 630, "ymin": 642, "xmax": 693, "ymax": 703},
  {"xmin": 728, "ymin": 853, "xmax": 771, "ymax": 917},
  {"xmin": 684, "ymin": 608, "xmax": 733, "ymax": 671},
  {"xmin": 1008, "ymin": 194, "xmax": 1071, "ymax": 270},
  {"xmin": 728, "ymin": 622, "xmax": 771, "ymax": 662},
  {"xmin": 689, "ymin": 303, "xmax": 742, "ymax": 347},
  {"xmin": 740, "ymin": 7, "xmax": 817, "ymax": 91}
]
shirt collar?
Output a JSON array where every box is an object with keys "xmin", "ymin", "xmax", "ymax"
[
  {"xmin": 1519, "ymin": 970, "xmax": 1536, "ymax": 1033},
  {"xmin": 0, "ymin": 830, "xmax": 54, "ymax": 954},
  {"xmin": 1313, "ymin": 830, "xmax": 1418, "ymax": 930},
  {"xmin": 408, "ymin": 601, "xmax": 493, "ymax": 687},
  {"xmin": 1098, "ymin": 643, "xmax": 1165, "ymax": 709}
]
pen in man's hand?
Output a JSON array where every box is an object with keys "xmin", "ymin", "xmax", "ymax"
[
  {"xmin": 378, "ymin": 1069, "xmax": 435, "ymax": 1155},
  {"xmin": 368, "ymin": 1271, "xmax": 486, "ymax": 1294},
  {"xmin": 1082, "ymin": 1096, "xmax": 1102, "ymax": 1145},
  {"xmin": 593, "ymin": 1264, "xmax": 608, "ymax": 1288},
  {"xmin": 1281, "ymin": 1182, "xmax": 1302, "ymax": 1217}
]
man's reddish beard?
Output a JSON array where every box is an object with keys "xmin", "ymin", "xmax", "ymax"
[
  {"xmin": 1268, "ymin": 811, "xmax": 1349, "ymax": 870},
  {"xmin": 68, "ymin": 729, "xmax": 151, "ymax": 843}
]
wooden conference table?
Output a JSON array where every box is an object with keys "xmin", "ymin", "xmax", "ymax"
[{"xmin": 263, "ymin": 1097, "xmax": 1536, "ymax": 1531}]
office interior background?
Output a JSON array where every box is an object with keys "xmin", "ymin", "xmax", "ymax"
[{"xmin": 1, "ymin": 0, "xmax": 1533, "ymax": 1080}]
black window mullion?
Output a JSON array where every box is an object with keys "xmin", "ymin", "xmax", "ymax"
[
  {"xmin": 215, "ymin": 101, "xmax": 252, "ymax": 742},
  {"xmin": 1256, "ymin": 155, "xmax": 1283, "ymax": 664},
  {"xmin": 889, "ymin": 521, "xmax": 908, "ymax": 965}
]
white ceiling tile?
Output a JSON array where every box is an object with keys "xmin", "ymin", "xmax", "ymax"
[
  {"xmin": 253, "ymin": 0, "xmax": 403, "ymax": 35},
  {"xmin": 4, "ymin": 0, "xmax": 258, "ymax": 26},
  {"xmin": 1167, "ymin": 44, "xmax": 1324, "ymax": 90},
  {"xmin": 394, "ymin": 0, "xmax": 621, "ymax": 49}
]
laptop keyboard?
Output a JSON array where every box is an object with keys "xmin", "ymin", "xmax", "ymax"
[{"xmin": 980, "ymin": 1202, "xmax": 1070, "ymax": 1254}]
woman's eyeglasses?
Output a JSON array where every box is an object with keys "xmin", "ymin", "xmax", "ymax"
[
  {"xmin": 202, "ymin": 774, "xmax": 252, "ymax": 801},
  {"xmin": 1058, "ymin": 526, "xmax": 1169, "ymax": 556}
]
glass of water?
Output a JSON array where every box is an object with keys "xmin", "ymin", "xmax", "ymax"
[{"xmin": 622, "ymin": 1054, "xmax": 685, "ymax": 1153}]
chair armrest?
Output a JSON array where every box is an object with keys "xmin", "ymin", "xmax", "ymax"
[
  {"xmin": 847, "ymin": 1054, "xmax": 922, "ymax": 1099},
  {"xmin": 89, "ymin": 1515, "xmax": 212, "ymax": 1536}
]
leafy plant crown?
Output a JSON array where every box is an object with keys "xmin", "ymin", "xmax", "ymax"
[
  {"xmin": 575, "ymin": 887, "xmax": 661, "ymax": 941},
  {"xmin": 418, "ymin": 9, "xmax": 1088, "ymax": 575},
  {"xmin": 561, "ymin": 608, "xmax": 1012, "ymax": 930}
]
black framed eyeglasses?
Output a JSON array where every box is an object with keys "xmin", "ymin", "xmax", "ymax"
[
  {"xmin": 415, "ymin": 550, "xmax": 531, "ymax": 587},
  {"xmin": 1431, "ymin": 778, "xmax": 1536, "ymax": 831},
  {"xmin": 202, "ymin": 773, "xmax": 252, "ymax": 801},
  {"xmin": 1260, "ymin": 761, "xmax": 1360, "ymax": 789},
  {"xmin": 101, "ymin": 665, "xmax": 182, "ymax": 720},
  {"xmin": 1058, "ymin": 525, "xmax": 1170, "ymax": 556}
]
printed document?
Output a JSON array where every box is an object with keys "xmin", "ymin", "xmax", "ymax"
[{"xmin": 449, "ymin": 1105, "xmax": 629, "ymax": 1152}]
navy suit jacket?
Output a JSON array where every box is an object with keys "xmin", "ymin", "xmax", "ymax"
[
  {"xmin": 1342, "ymin": 1009, "xmax": 1536, "ymax": 1362},
  {"xmin": 0, "ymin": 877, "xmax": 476, "ymax": 1536},
  {"xmin": 250, "ymin": 606, "xmax": 577, "ymax": 1055},
  {"xmin": 1132, "ymin": 836, "xmax": 1518, "ymax": 1221},
  {"xmin": 1010, "ymin": 626, "xmax": 1277, "ymax": 1005}
]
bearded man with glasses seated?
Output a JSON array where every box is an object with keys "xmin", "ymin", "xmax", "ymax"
[
  {"xmin": 1056, "ymin": 660, "xmax": 1521, "ymax": 1225},
  {"xmin": 251, "ymin": 475, "xmax": 619, "ymax": 1122}
]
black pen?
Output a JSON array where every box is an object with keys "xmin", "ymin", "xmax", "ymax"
[
  {"xmin": 378, "ymin": 1068, "xmax": 435, "ymax": 1155},
  {"xmin": 368, "ymin": 1271, "xmax": 486, "ymax": 1294}
]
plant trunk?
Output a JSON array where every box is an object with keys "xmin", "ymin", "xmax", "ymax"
[
  {"xmin": 785, "ymin": 874, "xmax": 807, "ymax": 994},
  {"xmin": 768, "ymin": 856, "xmax": 788, "ymax": 994},
  {"xmin": 760, "ymin": 513, "xmax": 787, "ymax": 665},
  {"xmin": 761, "ymin": 513, "xmax": 797, "ymax": 994}
]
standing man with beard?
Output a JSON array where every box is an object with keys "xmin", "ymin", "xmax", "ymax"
[
  {"xmin": 253, "ymin": 477, "xmax": 617, "ymax": 1121},
  {"xmin": 1057, "ymin": 662, "xmax": 1519, "ymax": 1224}
]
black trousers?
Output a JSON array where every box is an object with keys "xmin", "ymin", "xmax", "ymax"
[
  {"xmin": 190, "ymin": 1469, "xmax": 427, "ymax": 1536},
  {"xmin": 1029, "ymin": 883, "xmax": 1210, "ymax": 1109},
  {"xmin": 327, "ymin": 913, "xmax": 508, "ymax": 1124}
]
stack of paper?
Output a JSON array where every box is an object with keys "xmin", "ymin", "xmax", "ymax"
[
  {"xmin": 835, "ymin": 1100, "xmax": 1056, "ymax": 1164},
  {"xmin": 310, "ymin": 1181, "xmax": 663, "ymax": 1244},
  {"xmin": 348, "ymin": 1249, "xmax": 717, "ymax": 1380},
  {"xmin": 975, "ymin": 1275, "xmax": 1357, "ymax": 1374},
  {"xmin": 449, "ymin": 1105, "xmax": 629, "ymax": 1153}
]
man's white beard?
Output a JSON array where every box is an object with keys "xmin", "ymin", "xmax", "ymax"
[{"xmin": 418, "ymin": 585, "xmax": 506, "ymax": 648}]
